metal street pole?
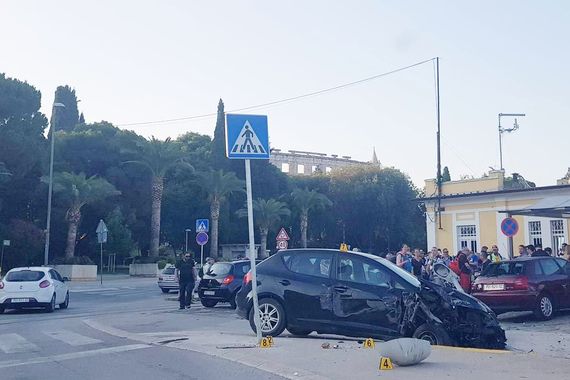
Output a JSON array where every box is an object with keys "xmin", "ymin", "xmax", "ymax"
[
  {"xmin": 44, "ymin": 102, "xmax": 65, "ymax": 266},
  {"xmin": 185, "ymin": 230, "xmax": 189, "ymax": 252},
  {"xmin": 245, "ymin": 159, "xmax": 262, "ymax": 343},
  {"xmin": 1, "ymin": 245, "xmax": 5, "ymax": 275},
  {"xmin": 100, "ymin": 242, "xmax": 103, "ymax": 285}
]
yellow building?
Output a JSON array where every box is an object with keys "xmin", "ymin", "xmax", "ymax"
[{"xmin": 421, "ymin": 170, "xmax": 570, "ymax": 257}]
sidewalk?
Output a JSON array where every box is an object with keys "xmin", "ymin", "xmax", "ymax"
[
  {"xmin": 67, "ymin": 275, "xmax": 156, "ymax": 291},
  {"xmin": 87, "ymin": 309, "xmax": 570, "ymax": 380}
]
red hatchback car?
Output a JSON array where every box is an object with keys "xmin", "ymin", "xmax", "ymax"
[{"xmin": 472, "ymin": 257, "xmax": 570, "ymax": 320}]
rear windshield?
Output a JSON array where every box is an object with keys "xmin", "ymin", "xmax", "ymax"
[
  {"xmin": 205, "ymin": 263, "xmax": 232, "ymax": 277},
  {"xmin": 484, "ymin": 262, "xmax": 526, "ymax": 276},
  {"xmin": 6, "ymin": 270, "xmax": 45, "ymax": 282},
  {"xmin": 162, "ymin": 267, "xmax": 175, "ymax": 275}
]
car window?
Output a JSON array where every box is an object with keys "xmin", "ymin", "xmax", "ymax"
[
  {"xmin": 162, "ymin": 267, "xmax": 175, "ymax": 275},
  {"xmin": 49, "ymin": 270, "xmax": 61, "ymax": 281},
  {"xmin": 285, "ymin": 252, "xmax": 332, "ymax": 278},
  {"xmin": 486, "ymin": 262, "xmax": 526, "ymax": 276},
  {"xmin": 6, "ymin": 270, "xmax": 45, "ymax": 282},
  {"xmin": 539, "ymin": 259, "xmax": 561, "ymax": 276},
  {"xmin": 207, "ymin": 263, "xmax": 232, "ymax": 276},
  {"xmin": 554, "ymin": 258, "xmax": 569, "ymax": 274},
  {"xmin": 533, "ymin": 261, "xmax": 543, "ymax": 276},
  {"xmin": 53, "ymin": 270, "xmax": 64, "ymax": 281},
  {"xmin": 238, "ymin": 264, "xmax": 251, "ymax": 275},
  {"xmin": 338, "ymin": 256, "xmax": 391, "ymax": 287}
]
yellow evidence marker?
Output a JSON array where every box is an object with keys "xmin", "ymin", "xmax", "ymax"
[
  {"xmin": 379, "ymin": 357, "xmax": 393, "ymax": 370},
  {"xmin": 363, "ymin": 338, "xmax": 375, "ymax": 349},
  {"xmin": 260, "ymin": 337, "xmax": 272, "ymax": 348},
  {"xmin": 266, "ymin": 336, "xmax": 274, "ymax": 346},
  {"xmin": 340, "ymin": 243, "xmax": 349, "ymax": 252}
]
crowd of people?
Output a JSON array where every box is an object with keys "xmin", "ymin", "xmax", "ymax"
[{"xmin": 386, "ymin": 242, "xmax": 570, "ymax": 293}]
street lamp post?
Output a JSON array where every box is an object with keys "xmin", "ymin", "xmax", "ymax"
[
  {"xmin": 184, "ymin": 229, "xmax": 192, "ymax": 252},
  {"xmin": 498, "ymin": 113, "xmax": 525, "ymax": 171},
  {"xmin": 43, "ymin": 102, "xmax": 65, "ymax": 266}
]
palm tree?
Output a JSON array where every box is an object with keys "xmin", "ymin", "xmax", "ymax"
[
  {"xmin": 123, "ymin": 137, "xmax": 192, "ymax": 257},
  {"xmin": 291, "ymin": 188, "xmax": 332, "ymax": 248},
  {"xmin": 50, "ymin": 172, "xmax": 119, "ymax": 258},
  {"xmin": 237, "ymin": 198, "xmax": 290, "ymax": 258},
  {"xmin": 198, "ymin": 169, "xmax": 244, "ymax": 258}
]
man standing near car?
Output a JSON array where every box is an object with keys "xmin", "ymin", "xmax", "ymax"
[{"xmin": 176, "ymin": 253, "xmax": 196, "ymax": 310}]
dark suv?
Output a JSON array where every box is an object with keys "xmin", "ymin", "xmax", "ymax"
[
  {"xmin": 472, "ymin": 257, "xmax": 570, "ymax": 320},
  {"xmin": 198, "ymin": 260, "xmax": 257, "ymax": 308},
  {"xmin": 236, "ymin": 249, "xmax": 506, "ymax": 348}
]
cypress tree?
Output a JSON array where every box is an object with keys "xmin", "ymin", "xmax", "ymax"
[
  {"xmin": 54, "ymin": 85, "xmax": 80, "ymax": 131},
  {"xmin": 211, "ymin": 99, "xmax": 229, "ymax": 170}
]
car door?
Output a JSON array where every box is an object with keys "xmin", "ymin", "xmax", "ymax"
[
  {"xmin": 538, "ymin": 259, "xmax": 567, "ymax": 308},
  {"xmin": 554, "ymin": 258, "xmax": 570, "ymax": 308},
  {"xmin": 49, "ymin": 270, "xmax": 63, "ymax": 303},
  {"xmin": 53, "ymin": 269, "xmax": 68, "ymax": 299},
  {"xmin": 280, "ymin": 250, "xmax": 335, "ymax": 331},
  {"xmin": 332, "ymin": 254, "xmax": 403, "ymax": 339}
]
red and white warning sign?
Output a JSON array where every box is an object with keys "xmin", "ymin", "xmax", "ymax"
[{"xmin": 276, "ymin": 227, "xmax": 290, "ymax": 241}]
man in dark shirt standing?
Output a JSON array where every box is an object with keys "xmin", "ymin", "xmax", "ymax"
[{"xmin": 176, "ymin": 253, "xmax": 196, "ymax": 310}]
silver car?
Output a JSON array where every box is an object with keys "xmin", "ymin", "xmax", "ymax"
[{"xmin": 158, "ymin": 266, "xmax": 178, "ymax": 293}]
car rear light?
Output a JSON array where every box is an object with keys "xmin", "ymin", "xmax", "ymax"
[
  {"xmin": 222, "ymin": 275, "xmax": 235, "ymax": 285},
  {"xmin": 0, "ymin": 281, "xmax": 4, "ymax": 289},
  {"xmin": 39, "ymin": 280, "xmax": 51, "ymax": 288},
  {"xmin": 244, "ymin": 271, "xmax": 252, "ymax": 285},
  {"xmin": 512, "ymin": 276, "xmax": 528, "ymax": 290}
]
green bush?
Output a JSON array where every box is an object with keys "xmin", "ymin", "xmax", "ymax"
[
  {"xmin": 52, "ymin": 256, "xmax": 95, "ymax": 265},
  {"xmin": 157, "ymin": 260, "xmax": 167, "ymax": 269}
]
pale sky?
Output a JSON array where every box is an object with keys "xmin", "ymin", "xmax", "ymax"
[{"xmin": 2, "ymin": 1, "xmax": 569, "ymax": 188}]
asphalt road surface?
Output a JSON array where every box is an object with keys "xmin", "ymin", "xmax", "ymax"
[{"xmin": 0, "ymin": 276, "xmax": 285, "ymax": 380}]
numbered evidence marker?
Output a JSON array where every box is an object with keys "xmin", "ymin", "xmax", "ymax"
[
  {"xmin": 363, "ymin": 338, "xmax": 375, "ymax": 349},
  {"xmin": 266, "ymin": 336, "xmax": 274, "ymax": 346},
  {"xmin": 260, "ymin": 337, "xmax": 272, "ymax": 348},
  {"xmin": 379, "ymin": 357, "xmax": 394, "ymax": 371},
  {"xmin": 339, "ymin": 243, "xmax": 349, "ymax": 252}
]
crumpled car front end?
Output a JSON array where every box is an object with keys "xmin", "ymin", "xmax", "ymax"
[{"xmin": 402, "ymin": 280, "xmax": 506, "ymax": 349}]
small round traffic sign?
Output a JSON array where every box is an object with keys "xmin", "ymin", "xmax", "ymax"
[
  {"xmin": 501, "ymin": 217, "xmax": 519, "ymax": 237},
  {"xmin": 276, "ymin": 240, "xmax": 288, "ymax": 250},
  {"xmin": 196, "ymin": 232, "xmax": 209, "ymax": 246}
]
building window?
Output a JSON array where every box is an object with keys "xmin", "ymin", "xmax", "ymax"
[
  {"xmin": 325, "ymin": 167, "xmax": 332, "ymax": 174},
  {"xmin": 528, "ymin": 221, "xmax": 542, "ymax": 247},
  {"xmin": 551, "ymin": 219, "xmax": 565, "ymax": 255},
  {"xmin": 281, "ymin": 163, "xmax": 289, "ymax": 173},
  {"xmin": 297, "ymin": 164, "xmax": 305, "ymax": 174},
  {"xmin": 457, "ymin": 225, "xmax": 477, "ymax": 253},
  {"xmin": 312, "ymin": 165, "xmax": 318, "ymax": 173}
]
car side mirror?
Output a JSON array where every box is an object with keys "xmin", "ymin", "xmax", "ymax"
[{"xmin": 62, "ymin": 277, "xmax": 69, "ymax": 282}]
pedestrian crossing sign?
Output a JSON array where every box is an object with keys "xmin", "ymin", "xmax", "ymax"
[{"xmin": 225, "ymin": 114, "xmax": 270, "ymax": 159}]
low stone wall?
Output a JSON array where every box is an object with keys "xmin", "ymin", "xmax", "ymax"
[
  {"xmin": 54, "ymin": 265, "xmax": 98, "ymax": 281},
  {"xmin": 129, "ymin": 263, "xmax": 158, "ymax": 277}
]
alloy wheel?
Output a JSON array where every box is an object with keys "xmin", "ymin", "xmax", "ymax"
[
  {"xmin": 540, "ymin": 296, "xmax": 553, "ymax": 317},
  {"xmin": 258, "ymin": 303, "xmax": 280, "ymax": 333},
  {"xmin": 418, "ymin": 331, "xmax": 438, "ymax": 345}
]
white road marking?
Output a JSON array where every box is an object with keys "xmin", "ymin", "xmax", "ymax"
[
  {"xmin": 0, "ymin": 333, "xmax": 40, "ymax": 354},
  {"xmin": 44, "ymin": 330, "xmax": 102, "ymax": 346},
  {"xmin": 69, "ymin": 288, "xmax": 120, "ymax": 293},
  {"xmin": 0, "ymin": 344, "xmax": 150, "ymax": 369}
]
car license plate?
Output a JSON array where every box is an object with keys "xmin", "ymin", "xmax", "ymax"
[
  {"xmin": 483, "ymin": 284, "xmax": 505, "ymax": 291},
  {"xmin": 11, "ymin": 298, "xmax": 29, "ymax": 303},
  {"xmin": 204, "ymin": 291, "xmax": 215, "ymax": 296}
]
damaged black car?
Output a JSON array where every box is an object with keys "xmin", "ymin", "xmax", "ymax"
[{"xmin": 236, "ymin": 249, "xmax": 506, "ymax": 349}]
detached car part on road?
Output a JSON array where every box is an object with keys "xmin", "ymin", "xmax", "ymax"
[
  {"xmin": 0, "ymin": 267, "xmax": 70, "ymax": 313},
  {"xmin": 236, "ymin": 249, "xmax": 506, "ymax": 349}
]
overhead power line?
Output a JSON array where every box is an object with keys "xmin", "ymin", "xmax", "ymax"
[{"xmin": 117, "ymin": 57, "xmax": 436, "ymax": 127}]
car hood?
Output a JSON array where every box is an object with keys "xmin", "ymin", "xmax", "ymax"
[{"xmin": 419, "ymin": 279, "xmax": 494, "ymax": 314}]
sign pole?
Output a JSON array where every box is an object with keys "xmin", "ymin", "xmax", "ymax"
[
  {"xmin": 245, "ymin": 159, "xmax": 262, "ymax": 343},
  {"xmin": 100, "ymin": 242, "xmax": 103, "ymax": 285},
  {"xmin": 1, "ymin": 245, "xmax": 5, "ymax": 275},
  {"xmin": 200, "ymin": 245, "xmax": 204, "ymax": 268}
]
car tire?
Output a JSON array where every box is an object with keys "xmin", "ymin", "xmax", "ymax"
[
  {"xmin": 413, "ymin": 323, "xmax": 454, "ymax": 346},
  {"xmin": 534, "ymin": 293, "xmax": 554, "ymax": 320},
  {"xmin": 161, "ymin": 288, "xmax": 170, "ymax": 294},
  {"xmin": 0, "ymin": 307, "xmax": 4, "ymax": 314},
  {"xmin": 287, "ymin": 326, "xmax": 312, "ymax": 336},
  {"xmin": 229, "ymin": 293, "xmax": 237, "ymax": 309},
  {"xmin": 59, "ymin": 292, "xmax": 69, "ymax": 309},
  {"xmin": 249, "ymin": 298, "xmax": 286, "ymax": 337},
  {"xmin": 200, "ymin": 299, "xmax": 218, "ymax": 308},
  {"xmin": 45, "ymin": 294, "xmax": 56, "ymax": 313}
]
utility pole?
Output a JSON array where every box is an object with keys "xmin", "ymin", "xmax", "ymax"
[
  {"xmin": 44, "ymin": 102, "xmax": 65, "ymax": 266},
  {"xmin": 498, "ymin": 113, "xmax": 525, "ymax": 171},
  {"xmin": 435, "ymin": 57, "xmax": 442, "ymax": 230}
]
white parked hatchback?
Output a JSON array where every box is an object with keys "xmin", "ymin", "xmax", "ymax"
[{"xmin": 0, "ymin": 267, "xmax": 69, "ymax": 313}]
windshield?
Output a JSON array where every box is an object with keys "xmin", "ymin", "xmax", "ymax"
[
  {"xmin": 484, "ymin": 262, "xmax": 526, "ymax": 276},
  {"xmin": 6, "ymin": 270, "xmax": 45, "ymax": 282},
  {"xmin": 206, "ymin": 263, "xmax": 232, "ymax": 277},
  {"xmin": 162, "ymin": 267, "xmax": 175, "ymax": 275},
  {"xmin": 371, "ymin": 256, "xmax": 421, "ymax": 288}
]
